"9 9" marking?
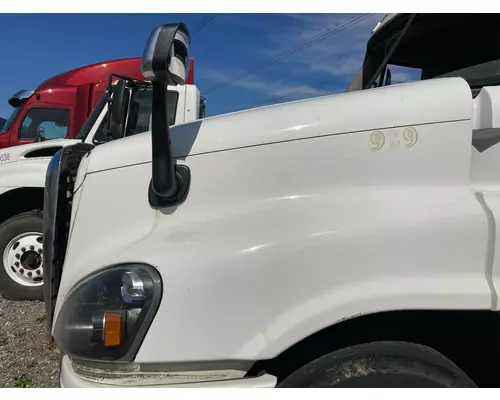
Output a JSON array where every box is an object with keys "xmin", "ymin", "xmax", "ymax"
[{"xmin": 371, "ymin": 127, "xmax": 418, "ymax": 151}]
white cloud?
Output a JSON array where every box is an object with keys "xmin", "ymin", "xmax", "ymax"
[
  {"xmin": 234, "ymin": 78, "xmax": 329, "ymax": 98},
  {"xmin": 201, "ymin": 67, "xmax": 331, "ymax": 100}
]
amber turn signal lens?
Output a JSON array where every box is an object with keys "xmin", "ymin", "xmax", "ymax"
[{"xmin": 104, "ymin": 312, "xmax": 122, "ymax": 347}]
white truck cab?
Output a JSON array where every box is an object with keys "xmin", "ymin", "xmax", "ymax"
[
  {"xmin": 0, "ymin": 77, "xmax": 204, "ymax": 301},
  {"xmin": 45, "ymin": 15, "xmax": 500, "ymax": 388}
]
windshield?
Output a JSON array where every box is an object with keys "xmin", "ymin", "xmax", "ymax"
[
  {"xmin": 355, "ymin": 14, "xmax": 500, "ymax": 91},
  {"xmin": 76, "ymin": 89, "xmax": 111, "ymax": 140},
  {"xmin": 0, "ymin": 107, "xmax": 21, "ymax": 134}
]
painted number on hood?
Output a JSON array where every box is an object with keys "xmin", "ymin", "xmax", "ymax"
[
  {"xmin": 0, "ymin": 153, "xmax": 10, "ymax": 162},
  {"xmin": 371, "ymin": 127, "xmax": 418, "ymax": 151}
]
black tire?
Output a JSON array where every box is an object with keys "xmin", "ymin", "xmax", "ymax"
[
  {"xmin": 278, "ymin": 341, "xmax": 477, "ymax": 388},
  {"xmin": 0, "ymin": 211, "xmax": 44, "ymax": 301}
]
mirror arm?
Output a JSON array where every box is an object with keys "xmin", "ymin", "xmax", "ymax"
[
  {"xmin": 144, "ymin": 22, "xmax": 192, "ymax": 209},
  {"xmin": 148, "ymin": 81, "xmax": 190, "ymax": 208},
  {"xmin": 151, "ymin": 81, "xmax": 177, "ymax": 198}
]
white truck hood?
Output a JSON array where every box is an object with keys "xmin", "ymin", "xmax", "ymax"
[
  {"xmin": 0, "ymin": 138, "xmax": 81, "ymax": 165},
  {"xmin": 86, "ymin": 77, "xmax": 473, "ymax": 174}
]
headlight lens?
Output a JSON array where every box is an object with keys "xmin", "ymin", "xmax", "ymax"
[{"xmin": 53, "ymin": 264, "xmax": 162, "ymax": 362}]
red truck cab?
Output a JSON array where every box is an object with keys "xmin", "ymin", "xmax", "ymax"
[{"xmin": 0, "ymin": 57, "xmax": 195, "ymax": 149}]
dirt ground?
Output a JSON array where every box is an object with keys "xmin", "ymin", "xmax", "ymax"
[{"xmin": 0, "ymin": 295, "xmax": 60, "ymax": 387}]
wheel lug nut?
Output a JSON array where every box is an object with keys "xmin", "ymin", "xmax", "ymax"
[
  {"xmin": 21, "ymin": 247, "xmax": 26, "ymax": 252},
  {"xmin": 15, "ymin": 261, "xmax": 19, "ymax": 267},
  {"xmin": 36, "ymin": 270, "xmax": 41, "ymax": 275},
  {"xmin": 30, "ymin": 245, "xmax": 34, "ymax": 250},
  {"xmin": 19, "ymin": 268, "xmax": 24, "ymax": 274},
  {"xmin": 27, "ymin": 272, "xmax": 32, "ymax": 277},
  {"xmin": 15, "ymin": 253, "xmax": 20, "ymax": 259},
  {"xmin": 38, "ymin": 249, "xmax": 42, "ymax": 254}
]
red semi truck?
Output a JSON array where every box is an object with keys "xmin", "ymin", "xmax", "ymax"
[{"xmin": 0, "ymin": 57, "xmax": 197, "ymax": 149}]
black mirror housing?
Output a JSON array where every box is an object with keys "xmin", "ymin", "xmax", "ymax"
[
  {"xmin": 141, "ymin": 22, "xmax": 190, "ymax": 86},
  {"xmin": 111, "ymin": 80, "xmax": 127, "ymax": 122}
]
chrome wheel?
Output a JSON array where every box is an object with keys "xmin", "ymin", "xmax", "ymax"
[{"xmin": 3, "ymin": 232, "xmax": 43, "ymax": 287}]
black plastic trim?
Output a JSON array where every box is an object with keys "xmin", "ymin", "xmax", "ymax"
[
  {"xmin": 472, "ymin": 128, "xmax": 500, "ymax": 152},
  {"xmin": 24, "ymin": 146, "xmax": 64, "ymax": 159},
  {"xmin": 43, "ymin": 143, "xmax": 95, "ymax": 340},
  {"xmin": 148, "ymin": 164, "xmax": 191, "ymax": 209}
]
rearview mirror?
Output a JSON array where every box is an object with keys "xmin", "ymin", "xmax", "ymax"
[
  {"xmin": 141, "ymin": 22, "xmax": 192, "ymax": 209},
  {"xmin": 111, "ymin": 80, "xmax": 127, "ymax": 121},
  {"xmin": 34, "ymin": 126, "xmax": 45, "ymax": 143},
  {"xmin": 141, "ymin": 22, "xmax": 190, "ymax": 86},
  {"xmin": 109, "ymin": 80, "xmax": 130, "ymax": 140}
]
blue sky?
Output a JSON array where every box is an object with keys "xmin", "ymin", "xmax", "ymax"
[{"xmin": 0, "ymin": 13, "xmax": 391, "ymax": 119}]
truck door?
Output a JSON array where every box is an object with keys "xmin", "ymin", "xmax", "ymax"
[{"xmin": 12, "ymin": 106, "xmax": 73, "ymax": 146}]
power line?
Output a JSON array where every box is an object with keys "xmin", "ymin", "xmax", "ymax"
[
  {"xmin": 201, "ymin": 13, "xmax": 374, "ymax": 95},
  {"xmin": 191, "ymin": 14, "xmax": 219, "ymax": 36},
  {"xmin": 202, "ymin": 14, "xmax": 370, "ymax": 94},
  {"xmin": 190, "ymin": 14, "xmax": 215, "ymax": 33}
]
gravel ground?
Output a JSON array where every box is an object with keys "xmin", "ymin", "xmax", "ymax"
[{"xmin": 0, "ymin": 295, "xmax": 60, "ymax": 388}]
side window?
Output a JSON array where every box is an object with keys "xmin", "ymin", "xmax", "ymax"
[
  {"xmin": 125, "ymin": 90, "xmax": 178, "ymax": 137},
  {"xmin": 91, "ymin": 89, "xmax": 180, "ymax": 145},
  {"xmin": 386, "ymin": 65, "xmax": 422, "ymax": 85},
  {"xmin": 126, "ymin": 89, "xmax": 152, "ymax": 136},
  {"xmin": 19, "ymin": 108, "xmax": 70, "ymax": 140},
  {"xmin": 369, "ymin": 65, "xmax": 422, "ymax": 89}
]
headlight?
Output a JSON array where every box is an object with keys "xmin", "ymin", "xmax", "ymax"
[{"xmin": 53, "ymin": 264, "xmax": 162, "ymax": 362}]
